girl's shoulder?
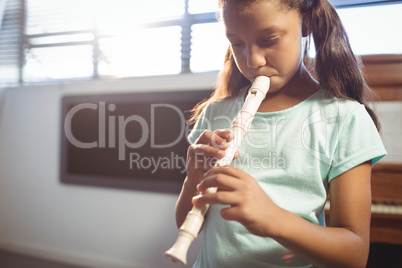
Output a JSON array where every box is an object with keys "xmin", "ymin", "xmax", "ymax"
[
  {"xmin": 205, "ymin": 87, "xmax": 248, "ymax": 116},
  {"xmin": 310, "ymin": 89, "xmax": 365, "ymax": 117},
  {"xmin": 295, "ymin": 89, "xmax": 374, "ymax": 136}
]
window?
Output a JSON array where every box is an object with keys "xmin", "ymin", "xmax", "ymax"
[
  {"xmin": 190, "ymin": 23, "xmax": 228, "ymax": 73},
  {"xmin": 307, "ymin": 2, "xmax": 402, "ymax": 57},
  {"xmin": 23, "ymin": 0, "xmax": 186, "ymax": 82},
  {"xmin": 0, "ymin": 0, "xmax": 401, "ymax": 87},
  {"xmin": 188, "ymin": 0, "xmax": 218, "ymax": 14},
  {"xmin": 337, "ymin": 4, "xmax": 402, "ymax": 55},
  {"xmin": 97, "ymin": 27, "xmax": 182, "ymax": 77}
]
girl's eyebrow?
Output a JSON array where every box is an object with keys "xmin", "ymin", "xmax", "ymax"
[
  {"xmin": 258, "ymin": 26, "xmax": 283, "ymax": 35},
  {"xmin": 226, "ymin": 26, "xmax": 283, "ymax": 38}
]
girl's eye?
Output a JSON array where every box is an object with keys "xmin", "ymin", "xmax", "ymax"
[
  {"xmin": 260, "ymin": 38, "xmax": 278, "ymax": 47},
  {"xmin": 230, "ymin": 41, "xmax": 245, "ymax": 48}
]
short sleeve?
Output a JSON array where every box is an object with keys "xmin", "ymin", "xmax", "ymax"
[
  {"xmin": 187, "ymin": 103, "xmax": 211, "ymax": 145},
  {"xmin": 328, "ymin": 105, "xmax": 387, "ymax": 181}
]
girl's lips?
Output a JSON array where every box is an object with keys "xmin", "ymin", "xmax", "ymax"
[{"xmin": 251, "ymin": 75, "xmax": 273, "ymax": 81}]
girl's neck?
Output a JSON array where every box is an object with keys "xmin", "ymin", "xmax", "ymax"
[{"xmin": 257, "ymin": 64, "xmax": 320, "ymax": 113}]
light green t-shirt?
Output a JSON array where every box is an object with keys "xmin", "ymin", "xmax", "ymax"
[{"xmin": 188, "ymin": 88, "xmax": 386, "ymax": 268}]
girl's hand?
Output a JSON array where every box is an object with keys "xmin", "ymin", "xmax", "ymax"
[
  {"xmin": 186, "ymin": 129, "xmax": 239, "ymax": 187},
  {"xmin": 192, "ymin": 165, "xmax": 281, "ymax": 237}
]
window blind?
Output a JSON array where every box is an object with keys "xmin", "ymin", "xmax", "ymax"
[
  {"xmin": 0, "ymin": 0, "xmax": 24, "ymax": 87},
  {"xmin": 0, "ymin": 0, "xmax": 401, "ymax": 86}
]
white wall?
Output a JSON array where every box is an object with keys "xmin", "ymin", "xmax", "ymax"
[{"xmin": 0, "ymin": 73, "xmax": 218, "ymax": 268}]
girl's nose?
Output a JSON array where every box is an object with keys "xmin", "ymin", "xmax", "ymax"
[{"xmin": 247, "ymin": 46, "xmax": 266, "ymax": 68}]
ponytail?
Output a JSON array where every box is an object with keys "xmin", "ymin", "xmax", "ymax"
[{"xmin": 304, "ymin": 0, "xmax": 380, "ymax": 129}]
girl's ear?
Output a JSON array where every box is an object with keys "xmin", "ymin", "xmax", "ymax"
[{"xmin": 302, "ymin": 17, "xmax": 311, "ymax": 37}]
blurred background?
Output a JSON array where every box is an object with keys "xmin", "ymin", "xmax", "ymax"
[{"xmin": 0, "ymin": 0, "xmax": 401, "ymax": 267}]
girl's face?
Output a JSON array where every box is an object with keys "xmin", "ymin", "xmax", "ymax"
[{"xmin": 222, "ymin": 1, "xmax": 305, "ymax": 93}]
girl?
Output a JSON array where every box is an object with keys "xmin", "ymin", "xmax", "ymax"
[{"xmin": 175, "ymin": 0, "xmax": 386, "ymax": 267}]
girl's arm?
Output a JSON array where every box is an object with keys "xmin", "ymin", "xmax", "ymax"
[
  {"xmin": 175, "ymin": 129, "xmax": 235, "ymax": 228},
  {"xmin": 194, "ymin": 161, "xmax": 372, "ymax": 268},
  {"xmin": 273, "ymin": 161, "xmax": 372, "ymax": 268}
]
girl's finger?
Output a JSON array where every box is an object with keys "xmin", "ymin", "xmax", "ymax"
[
  {"xmin": 196, "ymin": 130, "xmax": 230, "ymax": 150},
  {"xmin": 233, "ymin": 149, "xmax": 241, "ymax": 160},
  {"xmin": 220, "ymin": 205, "xmax": 243, "ymax": 222},
  {"xmin": 188, "ymin": 143, "xmax": 226, "ymax": 159},
  {"xmin": 214, "ymin": 129, "xmax": 234, "ymax": 142},
  {"xmin": 210, "ymin": 129, "xmax": 234, "ymax": 149},
  {"xmin": 197, "ymin": 173, "xmax": 242, "ymax": 192},
  {"xmin": 204, "ymin": 165, "xmax": 246, "ymax": 179},
  {"xmin": 192, "ymin": 190, "xmax": 239, "ymax": 208}
]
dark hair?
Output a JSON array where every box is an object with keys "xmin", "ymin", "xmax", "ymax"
[{"xmin": 190, "ymin": 0, "xmax": 379, "ymax": 130}]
